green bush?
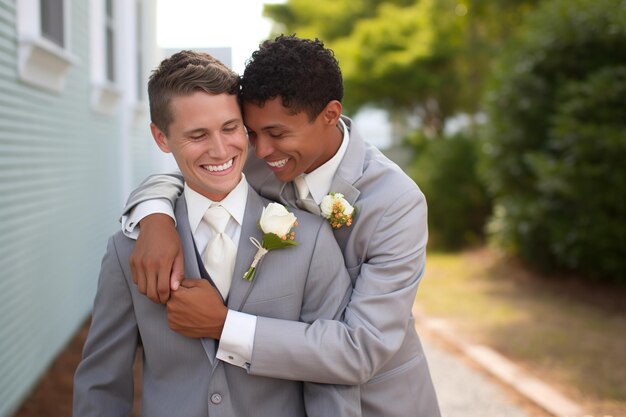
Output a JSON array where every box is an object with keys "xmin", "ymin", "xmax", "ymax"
[
  {"xmin": 409, "ymin": 131, "xmax": 491, "ymax": 250},
  {"xmin": 483, "ymin": 0, "xmax": 626, "ymax": 281}
]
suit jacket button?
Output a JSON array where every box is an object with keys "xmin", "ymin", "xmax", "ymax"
[{"xmin": 211, "ymin": 393, "xmax": 222, "ymax": 404}]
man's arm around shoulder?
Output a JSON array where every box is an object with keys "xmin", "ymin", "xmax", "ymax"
[
  {"xmin": 122, "ymin": 172, "xmax": 184, "ymax": 218},
  {"xmin": 251, "ymin": 186, "xmax": 428, "ymax": 384}
]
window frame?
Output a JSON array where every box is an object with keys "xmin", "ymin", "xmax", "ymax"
[
  {"xmin": 15, "ymin": 0, "xmax": 77, "ymax": 93},
  {"xmin": 90, "ymin": 0, "xmax": 122, "ymax": 115}
]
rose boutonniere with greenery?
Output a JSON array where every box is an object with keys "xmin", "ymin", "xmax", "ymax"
[
  {"xmin": 320, "ymin": 192, "xmax": 355, "ymax": 229},
  {"xmin": 243, "ymin": 203, "xmax": 299, "ymax": 281}
]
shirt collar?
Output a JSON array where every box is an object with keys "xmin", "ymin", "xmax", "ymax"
[
  {"xmin": 184, "ymin": 174, "xmax": 248, "ymax": 233},
  {"xmin": 302, "ymin": 118, "xmax": 350, "ymax": 204}
]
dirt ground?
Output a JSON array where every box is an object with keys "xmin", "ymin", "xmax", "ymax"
[{"xmin": 12, "ymin": 319, "xmax": 142, "ymax": 417}]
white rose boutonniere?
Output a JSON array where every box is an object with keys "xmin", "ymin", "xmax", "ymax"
[
  {"xmin": 243, "ymin": 203, "xmax": 299, "ymax": 281},
  {"xmin": 320, "ymin": 192, "xmax": 355, "ymax": 229}
]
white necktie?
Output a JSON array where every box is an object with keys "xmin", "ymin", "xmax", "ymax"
[
  {"xmin": 202, "ymin": 204, "xmax": 237, "ymax": 299},
  {"xmin": 293, "ymin": 175, "xmax": 320, "ymax": 215}
]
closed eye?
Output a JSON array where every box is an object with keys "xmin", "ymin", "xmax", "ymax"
[
  {"xmin": 268, "ymin": 131, "xmax": 284, "ymax": 139},
  {"xmin": 190, "ymin": 133, "xmax": 207, "ymax": 140}
]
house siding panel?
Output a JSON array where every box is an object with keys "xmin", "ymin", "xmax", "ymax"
[{"xmin": 0, "ymin": 1, "xmax": 160, "ymax": 415}]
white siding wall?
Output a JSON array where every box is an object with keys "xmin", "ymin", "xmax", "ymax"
[{"xmin": 0, "ymin": 1, "xmax": 161, "ymax": 415}]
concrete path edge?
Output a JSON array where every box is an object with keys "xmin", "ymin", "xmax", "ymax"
[{"xmin": 413, "ymin": 307, "xmax": 584, "ymax": 417}]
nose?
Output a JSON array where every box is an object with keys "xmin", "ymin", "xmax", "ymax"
[
  {"xmin": 254, "ymin": 134, "xmax": 274, "ymax": 159},
  {"xmin": 208, "ymin": 134, "xmax": 228, "ymax": 159}
]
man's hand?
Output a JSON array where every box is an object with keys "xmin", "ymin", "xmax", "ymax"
[
  {"xmin": 166, "ymin": 279, "xmax": 228, "ymax": 339},
  {"xmin": 129, "ymin": 213, "xmax": 184, "ymax": 304}
]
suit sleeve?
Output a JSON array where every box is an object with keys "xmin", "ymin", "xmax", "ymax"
[
  {"xmin": 120, "ymin": 172, "xmax": 184, "ymax": 219},
  {"xmin": 251, "ymin": 187, "xmax": 427, "ymax": 385},
  {"xmin": 298, "ymin": 221, "xmax": 361, "ymax": 417},
  {"xmin": 73, "ymin": 236, "xmax": 139, "ymax": 417}
]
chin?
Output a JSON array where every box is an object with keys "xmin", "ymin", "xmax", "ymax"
[{"xmin": 275, "ymin": 172, "xmax": 296, "ymax": 183}]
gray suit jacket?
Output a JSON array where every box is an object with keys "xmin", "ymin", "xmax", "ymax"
[
  {"xmin": 122, "ymin": 116, "xmax": 440, "ymax": 417},
  {"xmin": 74, "ymin": 187, "xmax": 359, "ymax": 417}
]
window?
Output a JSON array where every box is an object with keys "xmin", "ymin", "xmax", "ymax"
[
  {"xmin": 90, "ymin": 0, "xmax": 150, "ymax": 116},
  {"xmin": 90, "ymin": 0, "xmax": 121, "ymax": 115},
  {"xmin": 15, "ymin": 0, "xmax": 76, "ymax": 92},
  {"xmin": 105, "ymin": 0, "xmax": 116, "ymax": 83},
  {"xmin": 135, "ymin": 0, "xmax": 144, "ymax": 102},
  {"xmin": 131, "ymin": 0, "xmax": 149, "ymax": 126},
  {"xmin": 40, "ymin": 0, "xmax": 65, "ymax": 47}
]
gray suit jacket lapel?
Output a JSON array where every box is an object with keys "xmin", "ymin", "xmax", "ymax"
[
  {"xmin": 227, "ymin": 188, "xmax": 266, "ymax": 311},
  {"xmin": 174, "ymin": 190, "xmax": 269, "ymax": 361},
  {"xmin": 264, "ymin": 176, "xmax": 296, "ymax": 208},
  {"xmin": 174, "ymin": 196, "xmax": 219, "ymax": 366},
  {"xmin": 332, "ymin": 116, "xmax": 364, "ymax": 206},
  {"xmin": 174, "ymin": 197, "xmax": 202, "ymax": 281},
  {"xmin": 327, "ymin": 117, "xmax": 366, "ymax": 248}
]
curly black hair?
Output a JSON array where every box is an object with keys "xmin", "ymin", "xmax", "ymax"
[{"xmin": 241, "ymin": 35, "xmax": 343, "ymax": 121}]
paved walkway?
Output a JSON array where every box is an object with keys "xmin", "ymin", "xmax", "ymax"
[{"xmin": 423, "ymin": 339, "xmax": 532, "ymax": 417}]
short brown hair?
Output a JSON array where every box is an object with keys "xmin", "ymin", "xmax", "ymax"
[{"xmin": 148, "ymin": 50, "xmax": 240, "ymax": 134}]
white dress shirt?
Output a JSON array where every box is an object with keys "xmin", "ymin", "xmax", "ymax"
[
  {"xmin": 183, "ymin": 177, "xmax": 257, "ymax": 367},
  {"xmin": 183, "ymin": 178, "xmax": 247, "ymax": 253},
  {"xmin": 296, "ymin": 118, "xmax": 350, "ymax": 205},
  {"xmin": 122, "ymin": 120, "xmax": 350, "ymax": 369}
]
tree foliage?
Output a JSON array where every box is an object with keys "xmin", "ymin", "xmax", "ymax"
[
  {"xmin": 483, "ymin": 0, "xmax": 626, "ymax": 281},
  {"xmin": 265, "ymin": 0, "xmax": 538, "ymax": 136},
  {"xmin": 409, "ymin": 131, "xmax": 491, "ymax": 249}
]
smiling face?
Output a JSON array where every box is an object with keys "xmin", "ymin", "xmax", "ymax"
[
  {"xmin": 151, "ymin": 91, "xmax": 248, "ymax": 201},
  {"xmin": 243, "ymin": 97, "xmax": 343, "ymax": 182}
]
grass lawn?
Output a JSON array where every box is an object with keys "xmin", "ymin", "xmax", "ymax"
[{"xmin": 416, "ymin": 248, "xmax": 626, "ymax": 416}]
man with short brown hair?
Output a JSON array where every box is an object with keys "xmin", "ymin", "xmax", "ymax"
[{"xmin": 73, "ymin": 50, "xmax": 358, "ymax": 417}]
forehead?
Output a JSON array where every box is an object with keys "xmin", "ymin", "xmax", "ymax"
[
  {"xmin": 170, "ymin": 92, "xmax": 241, "ymax": 126},
  {"xmin": 242, "ymin": 98, "xmax": 307, "ymax": 129}
]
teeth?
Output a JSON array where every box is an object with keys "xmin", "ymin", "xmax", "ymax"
[
  {"xmin": 204, "ymin": 159, "xmax": 233, "ymax": 172},
  {"xmin": 267, "ymin": 158, "xmax": 288, "ymax": 168}
]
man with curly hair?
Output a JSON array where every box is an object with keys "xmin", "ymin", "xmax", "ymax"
[
  {"xmin": 122, "ymin": 35, "xmax": 440, "ymax": 416},
  {"xmin": 74, "ymin": 50, "xmax": 358, "ymax": 417}
]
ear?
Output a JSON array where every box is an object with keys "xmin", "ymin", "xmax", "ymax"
[
  {"xmin": 320, "ymin": 100, "xmax": 342, "ymax": 126},
  {"xmin": 150, "ymin": 123, "xmax": 171, "ymax": 153}
]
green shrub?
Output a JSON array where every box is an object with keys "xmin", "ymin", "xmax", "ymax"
[
  {"xmin": 483, "ymin": 0, "xmax": 626, "ymax": 281},
  {"xmin": 409, "ymin": 131, "xmax": 491, "ymax": 250}
]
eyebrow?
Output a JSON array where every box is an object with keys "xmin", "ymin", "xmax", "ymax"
[
  {"xmin": 182, "ymin": 127, "xmax": 208, "ymax": 135},
  {"xmin": 223, "ymin": 118, "xmax": 241, "ymax": 126},
  {"xmin": 260, "ymin": 124, "xmax": 287, "ymax": 131},
  {"xmin": 183, "ymin": 127, "xmax": 207, "ymax": 136}
]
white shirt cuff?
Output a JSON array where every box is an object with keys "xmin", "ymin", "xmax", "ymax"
[
  {"xmin": 121, "ymin": 199, "xmax": 176, "ymax": 240},
  {"xmin": 216, "ymin": 310, "xmax": 257, "ymax": 369}
]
